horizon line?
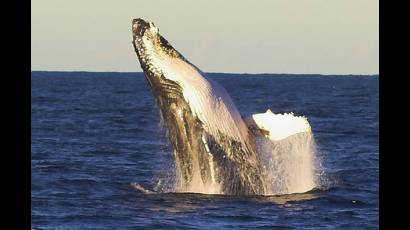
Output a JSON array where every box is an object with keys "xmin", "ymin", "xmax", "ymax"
[{"xmin": 31, "ymin": 70, "xmax": 379, "ymax": 76}]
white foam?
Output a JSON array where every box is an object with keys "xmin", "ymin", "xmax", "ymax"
[
  {"xmin": 130, "ymin": 183, "xmax": 155, "ymax": 194},
  {"xmin": 256, "ymin": 133, "xmax": 317, "ymax": 195}
]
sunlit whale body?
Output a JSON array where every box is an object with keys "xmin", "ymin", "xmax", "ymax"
[{"xmin": 131, "ymin": 18, "xmax": 317, "ymax": 195}]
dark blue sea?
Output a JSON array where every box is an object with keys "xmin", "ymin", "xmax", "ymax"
[{"xmin": 31, "ymin": 71, "xmax": 379, "ymax": 229}]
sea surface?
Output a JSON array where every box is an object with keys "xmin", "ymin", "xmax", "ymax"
[{"xmin": 31, "ymin": 71, "xmax": 379, "ymax": 229}]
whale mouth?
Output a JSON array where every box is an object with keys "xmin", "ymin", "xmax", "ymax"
[
  {"xmin": 132, "ymin": 18, "xmax": 149, "ymax": 37},
  {"xmin": 131, "ymin": 18, "xmax": 164, "ymax": 84},
  {"xmin": 131, "ymin": 18, "xmax": 188, "ymax": 82},
  {"xmin": 132, "ymin": 18, "xmax": 159, "ymax": 39}
]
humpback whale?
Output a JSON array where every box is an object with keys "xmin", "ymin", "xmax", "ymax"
[{"xmin": 131, "ymin": 18, "xmax": 316, "ymax": 195}]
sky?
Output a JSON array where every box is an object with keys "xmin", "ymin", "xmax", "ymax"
[{"xmin": 31, "ymin": 0, "xmax": 379, "ymax": 74}]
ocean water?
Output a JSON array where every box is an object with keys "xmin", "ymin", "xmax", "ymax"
[{"xmin": 31, "ymin": 71, "xmax": 379, "ymax": 229}]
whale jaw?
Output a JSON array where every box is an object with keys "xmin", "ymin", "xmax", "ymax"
[{"xmin": 131, "ymin": 18, "xmax": 266, "ymax": 195}]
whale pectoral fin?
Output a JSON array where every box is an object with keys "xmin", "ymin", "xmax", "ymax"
[{"xmin": 244, "ymin": 109, "xmax": 312, "ymax": 141}]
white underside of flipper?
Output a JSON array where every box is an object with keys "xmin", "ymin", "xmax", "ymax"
[{"xmin": 245, "ymin": 109, "xmax": 312, "ymax": 141}]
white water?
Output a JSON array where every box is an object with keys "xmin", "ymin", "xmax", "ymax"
[
  {"xmin": 247, "ymin": 110, "xmax": 319, "ymax": 195},
  {"xmin": 161, "ymin": 110, "xmax": 321, "ymax": 195},
  {"xmin": 256, "ymin": 132, "xmax": 317, "ymax": 195}
]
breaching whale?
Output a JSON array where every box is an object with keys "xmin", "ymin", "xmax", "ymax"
[{"xmin": 131, "ymin": 18, "xmax": 316, "ymax": 195}]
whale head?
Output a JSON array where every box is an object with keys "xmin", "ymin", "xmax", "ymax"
[{"xmin": 132, "ymin": 18, "xmax": 191, "ymax": 94}]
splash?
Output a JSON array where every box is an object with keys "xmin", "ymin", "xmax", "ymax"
[
  {"xmin": 153, "ymin": 109, "xmax": 324, "ymax": 196},
  {"xmin": 247, "ymin": 110, "xmax": 321, "ymax": 195},
  {"xmin": 256, "ymin": 132, "xmax": 317, "ymax": 195},
  {"xmin": 172, "ymin": 149, "xmax": 222, "ymax": 195}
]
